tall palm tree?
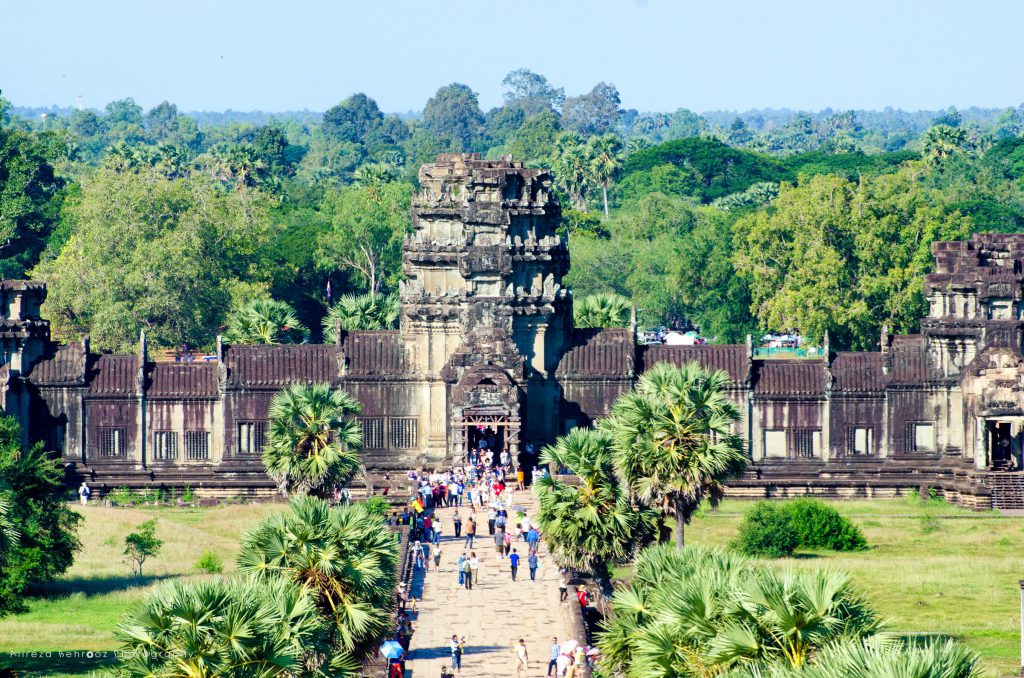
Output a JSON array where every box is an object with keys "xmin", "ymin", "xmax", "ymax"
[
  {"xmin": 588, "ymin": 133, "xmax": 623, "ymax": 217},
  {"xmin": 225, "ymin": 298, "xmax": 309, "ymax": 345},
  {"xmin": 237, "ymin": 497, "xmax": 398, "ymax": 662},
  {"xmin": 264, "ymin": 383, "xmax": 362, "ymax": 498},
  {"xmin": 112, "ymin": 576, "xmax": 338, "ymax": 678},
  {"xmin": 552, "ymin": 132, "xmax": 593, "ymax": 212},
  {"xmin": 601, "ymin": 361, "xmax": 747, "ymax": 549},
  {"xmin": 322, "ymin": 292, "xmax": 399, "ymax": 342},
  {"xmin": 573, "ymin": 292, "xmax": 632, "ymax": 329},
  {"xmin": 533, "ymin": 428, "xmax": 656, "ymax": 574}
]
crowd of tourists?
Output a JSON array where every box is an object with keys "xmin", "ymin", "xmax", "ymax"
[{"xmin": 375, "ymin": 452, "xmax": 593, "ymax": 677}]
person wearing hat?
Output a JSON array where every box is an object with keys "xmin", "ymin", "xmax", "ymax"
[{"xmin": 576, "ymin": 585, "xmax": 588, "ymax": 607}]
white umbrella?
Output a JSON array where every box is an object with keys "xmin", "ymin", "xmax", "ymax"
[{"xmin": 560, "ymin": 639, "xmax": 578, "ymax": 655}]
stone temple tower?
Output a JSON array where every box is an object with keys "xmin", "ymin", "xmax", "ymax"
[{"xmin": 401, "ymin": 154, "xmax": 570, "ymax": 462}]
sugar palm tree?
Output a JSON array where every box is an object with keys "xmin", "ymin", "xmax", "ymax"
[
  {"xmin": 588, "ymin": 133, "xmax": 623, "ymax": 217},
  {"xmin": 322, "ymin": 292, "xmax": 399, "ymax": 343},
  {"xmin": 573, "ymin": 292, "xmax": 632, "ymax": 329},
  {"xmin": 598, "ymin": 545, "xmax": 881, "ymax": 678},
  {"xmin": 552, "ymin": 132, "xmax": 593, "ymax": 212},
  {"xmin": 112, "ymin": 576, "xmax": 339, "ymax": 677},
  {"xmin": 225, "ymin": 298, "xmax": 309, "ymax": 345},
  {"xmin": 264, "ymin": 383, "xmax": 362, "ymax": 498},
  {"xmin": 533, "ymin": 428, "xmax": 656, "ymax": 574},
  {"xmin": 237, "ymin": 497, "xmax": 398, "ymax": 662},
  {"xmin": 601, "ymin": 361, "xmax": 747, "ymax": 549},
  {"xmin": 724, "ymin": 637, "xmax": 980, "ymax": 678}
]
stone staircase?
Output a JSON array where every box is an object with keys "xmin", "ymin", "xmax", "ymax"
[{"xmin": 987, "ymin": 472, "xmax": 1024, "ymax": 510}]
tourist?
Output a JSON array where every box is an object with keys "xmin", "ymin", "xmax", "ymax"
[
  {"xmin": 494, "ymin": 528, "xmax": 505, "ymax": 558},
  {"xmin": 514, "ymin": 639, "xmax": 529, "ymax": 677},
  {"xmin": 432, "ymin": 518, "xmax": 442, "ymax": 545},
  {"xmin": 78, "ymin": 481, "xmax": 91, "ymax": 507},
  {"xmin": 469, "ymin": 552, "xmax": 479, "ymax": 585},
  {"xmin": 461, "ymin": 555, "xmax": 473, "ymax": 590},
  {"xmin": 509, "ymin": 548, "xmax": 520, "ymax": 580},
  {"xmin": 450, "ymin": 634, "xmax": 462, "ymax": 674},
  {"xmin": 487, "ymin": 507, "xmax": 496, "ymax": 535},
  {"xmin": 558, "ymin": 574, "xmax": 568, "ymax": 602},
  {"xmin": 453, "ymin": 510, "xmax": 462, "ymax": 538},
  {"xmin": 495, "ymin": 510, "xmax": 507, "ymax": 533},
  {"xmin": 547, "ymin": 637, "xmax": 560, "ymax": 677},
  {"xmin": 515, "ymin": 466, "xmax": 525, "ymax": 490},
  {"xmin": 526, "ymin": 525, "xmax": 540, "ymax": 554},
  {"xmin": 457, "ymin": 553, "xmax": 466, "ymax": 586},
  {"xmin": 464, "ymin": 516, "xmax": 476, "ymax": 548},
  {"xmin": 528, "ymin": 551, "xmax": 539, "ymax": 581},
  {"xmin": 433, "ymin": 544, "xmax": 442, "ymax": 570},
  {"xmin": 576, "ymin": 585, "xmax": 588, "ymax": 608},
  {"xmin": 503, "ymin": 529, "xmax": 513, "ymax": 557},
  {"xmin": 423, "ymin": 515, "xmax": 433, "ymax": 542},
  {"xmin": 411, "ymin": 541, "xmax": 424, "ymax": 570}
]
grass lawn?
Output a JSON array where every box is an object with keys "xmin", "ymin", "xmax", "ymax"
[
  {"xmin": 0, "ymin": 502, "xmax": 283, "ymax": 677},
  {"xmin": 667, "ymin": 496, "xmax": 1021, "ymax": 677}
]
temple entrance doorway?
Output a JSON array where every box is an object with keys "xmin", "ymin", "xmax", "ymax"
[
  {"xmin": 456, "ymin": 409, "xmax": 520, "ymax": 466},
  {"xmin": 987, "ymin": 420, "xmax": 1021, "ymax": 471}
]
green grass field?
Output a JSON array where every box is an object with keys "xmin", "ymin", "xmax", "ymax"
[{"xmin": 0, "ymin": 497, "xmax": 1020, "ymax": 676}]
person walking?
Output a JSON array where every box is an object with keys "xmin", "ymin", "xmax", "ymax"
[
  {"xmin": 432, "ymin": 518, "xmax": 442, "ymax": 546},
  {"xmin": 453, "ymin": 510, "xmax": 462, "ymax": 538},
  {"xmin": 528, "ymin": 552, "xmax": 539, "ymax": 581},
  {"xmin": 433, "ymin": 545, "xmax": 442, "ymax": 571},
  {"xmin": 449, "ymin": 634, "xmax": 463, "ymax": 674},
  {"xmin": 457, "ymin": 553, "xmax": 466, "ymax": 587},
  {"xmin": 526, "ymin": 525, "xmax": 540, "ymax": 554},
  {"xmin": 547, "ymin": 637, "xmax": 560, "ymax": 677},
  {"xmin": 411, "ymin": 541, "xmax": 424, "ymax": 570},
  {"xmin": 558, "ymin": 573, "xmax": 568, "ymax": 602},
  {"xmin": 487, "ymin": 507, "xmax": 496, "ymax": 536},
  {"xmin": 509, "ymin": 548, "xmax": 520, "ymax": 581},
  {"xmin": 514, "ymin": 639, "xmax": 529, "ymax": 677},
  {"xmin": 469, "ymin": 552, "xmax": 479, "ymax": 585},
  {"xmin": 464, "ymin": 516, "xmax": 476, "ymax": 548},
  {"xmin": 461, "ymin": 555, "xmax": 473, "ymax": 590},
  {"xmin": 78, "ymin": 481, "xmax": 91, "ymax": 507},
  {"xmin": 503, "ymin": 529, "xmax": 513, "ymax": 557},
  {"xmin": 494, "ymin": 528, "xmax": 505, "ymax": 559}
]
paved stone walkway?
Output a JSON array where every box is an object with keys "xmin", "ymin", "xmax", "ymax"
[{"xmin": 406, "ymin": 488, "xmax": 570, "ymax": 677}]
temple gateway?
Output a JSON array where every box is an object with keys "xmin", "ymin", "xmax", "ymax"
[{"xmin": 5, "ymin": 154, "xmax": 1024, "ymax": 508}]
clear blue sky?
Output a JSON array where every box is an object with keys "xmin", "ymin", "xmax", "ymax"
[{"xmin": 2, "ymin": 0, "xmax": 1022, "ymax": 114}]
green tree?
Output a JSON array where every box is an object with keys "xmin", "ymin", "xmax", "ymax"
[
  {"xmin": 322, "ymin": 292, "xmax": 399, "ymax": 342},
  {"xmin": 921, "ymin": 124, "xmax": 969, "ymax": 167},
  {"xmin": 589, "ymin": 133, "xmax": 623, "ymax": 216},
  {"xmin": 533, "ymin": 428, "xmax": 656, "ymax": 574},
  {"xmin": 562, "ymin": 82, "xmax": 621, "ymax": 136},
  {"xmin": 421, "ymin": 83, "xmax": 484, "ymax": 153},
  {"xmin": 123, "ymin": 518, "xmax": 162, "ymax": 577},
  {"xmin": 264, "ymin": 383, "xmax": 363, "ymax": 498},
  {"xmin": 225, "ymin": 297, "xmax": 308, "ymax": 345},
  {"xmin": 316, "ymin": 180, "xmax": 410, "ymax": 293},
  {"xmin": 0, "ymin": 117, "xmax": 64, "ymax": 277},
  {"xmin": 112, "ymin": 576, "xmax": 336, "ymax": 677},
  {"xmin": 238, "ymin": 497, "xmax": 397, "ymax": 662},
  {"xmin": 552, "ymin": 132, "xmax": 594, "ymax": 211},
  {"xmin": 33, "ymin": 167, "xmax": 275, "ymax": 352},
  {"xmin": 573, "ymin": 292, "xmax": 632, "ymax": 329},
  {"xmin": 323, "ymin": 93, "xmax": 384, "ymax": 144},
  {"xmin": 602, "ymin": 362, "xmax": 746, "ymax": 549},
  {"xmin": 0, "ymin": 416, "xmax": 82, "ymax": 618},
  {"xmin": 505, "ymin": 111, "xmax": 561, "ymax": 167},
  {"xmin": 501, "ymin": 68, "xmax": 565, "ymax": 114}
]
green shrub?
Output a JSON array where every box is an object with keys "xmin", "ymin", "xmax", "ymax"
[
  {"xmin": 734, "ymin": 499, "xmax": 868, "ymax": 558},
  {"xmin": 363, "ymin": 496, "xmax": 392, "ymax": 517},
  {"xmin": 733, "ymin": 501, "xmax": 799, "ymax": 558},
  {"xmin": 784, "ymin": 498, "xmax": 868, "ymax": 551},
  {"xmin": 193, "ymin": 551, "xmax": 224, "ymax": 574}
]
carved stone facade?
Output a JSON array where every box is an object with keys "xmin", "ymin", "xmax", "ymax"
[{"xmin": 6, "ymin": 159, "xmax": 1024, "ymax": 507}]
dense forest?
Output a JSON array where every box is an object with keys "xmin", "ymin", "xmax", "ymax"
[{"xmin": 4, "ymin": 69, "xmax": 1024, "ymax": 352}]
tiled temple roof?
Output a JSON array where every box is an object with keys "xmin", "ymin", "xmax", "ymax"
[
  {"xmin": 753, "ymin": 360, "xmax": 825, "ymax": 397},
  {"xmin": 148, "ymin": 363, "xmax": 218, "ymax": 397},
  {"xmin": 830, "ymin": 352, "xmax": 888, "ymax": 393},
  {"xmin": 341, "ymin": 331, "xmax": 409, "ymax": 376},
  {"xmin": 223, "ymin": 344, "xmax": 337, "ymax": 388},
  {"xmin": 26, "ymin": 342, "xmax": 85, "ymax": 385},
  {"xmin": 87, "ymin": 354, "xmax": 139, "ymax": 396},
  {"xmin": 556, "ymin": 329, "xmax": 634, "ymax": 377},
  {"xmin": 888, "ymin": 335, "xmax": 933, "ymax": 384},
  {"xmin": 638, "ymin": 344, "xmax": 748, "ymax": 385}
]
